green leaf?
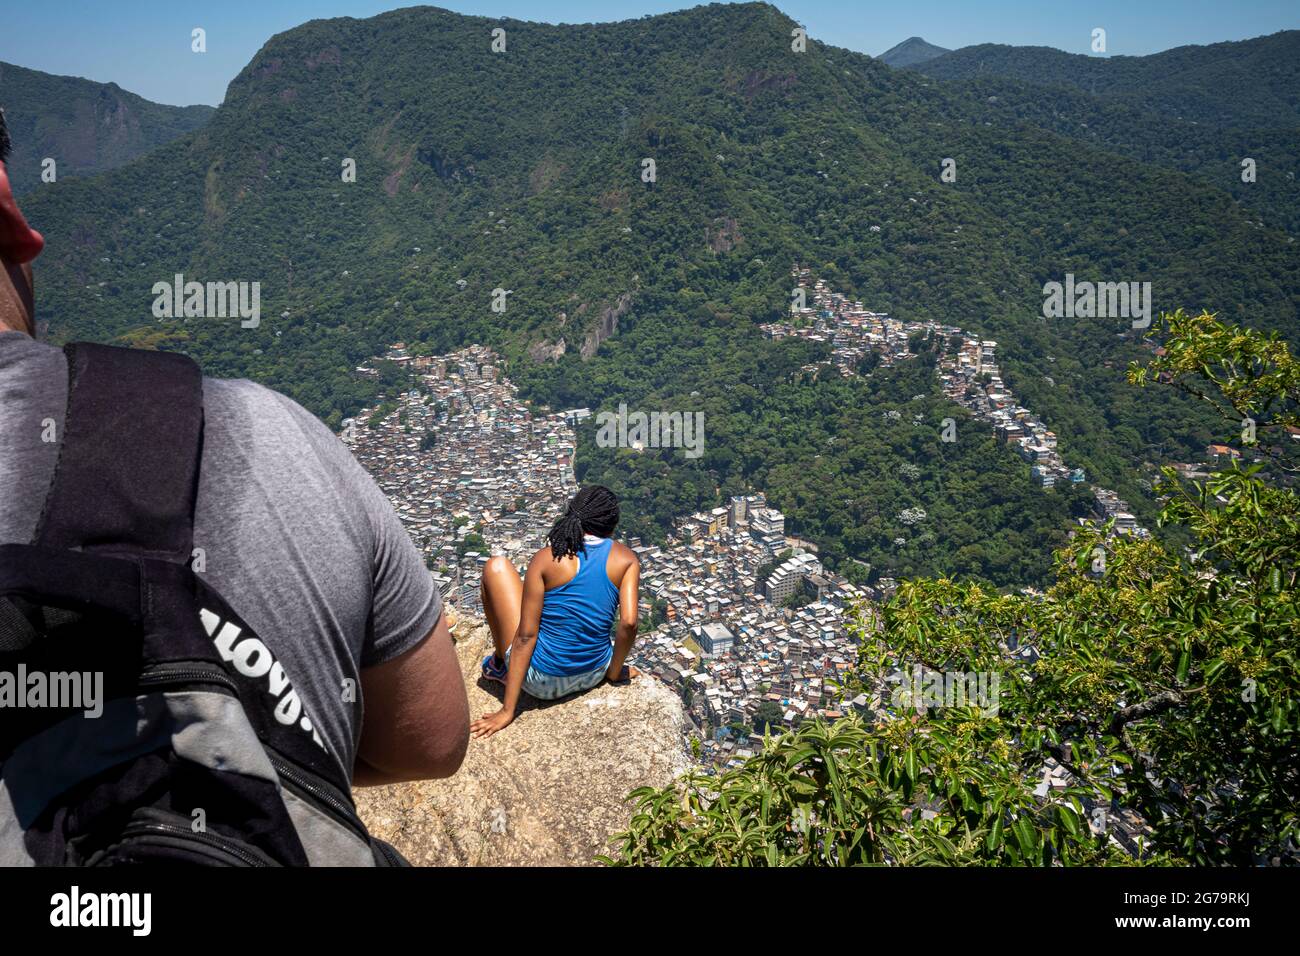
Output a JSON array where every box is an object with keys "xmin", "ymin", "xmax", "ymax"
[{"xmin": 986, "ymin": 814, "xmax": 1004, "ymax": 852}]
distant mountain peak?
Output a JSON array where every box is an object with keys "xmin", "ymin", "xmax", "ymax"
[
  {"xmin": 878, "ymin": 36, "xmax": 951, "ymax": 68},
  {"xmin": 0, "ymin": 60, "xmax": 214, "ymax": 194}
]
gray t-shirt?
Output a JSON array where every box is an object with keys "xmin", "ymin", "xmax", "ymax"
[{"xmin": 0, "ymin": 330, "xmax": 442, "ymax": 782}]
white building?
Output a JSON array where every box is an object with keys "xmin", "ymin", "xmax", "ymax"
[{"xmin": 696, "ymin": 622, "xmax": 736, "ymax": 657}]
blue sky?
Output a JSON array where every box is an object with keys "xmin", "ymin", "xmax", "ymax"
[{"xmin": 2, "ymin": 0, "xmax": 1296, "ymax": 106}]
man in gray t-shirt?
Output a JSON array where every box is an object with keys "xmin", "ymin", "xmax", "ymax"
[{"xmin": 0, "ymin": 122, "xmax": 468, "ymax": 788}]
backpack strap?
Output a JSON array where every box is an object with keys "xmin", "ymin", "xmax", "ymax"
[{"xmin": 33, "ymin": 342, "xmax": 203, "ymax": 565}]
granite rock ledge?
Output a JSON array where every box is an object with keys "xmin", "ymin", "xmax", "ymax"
[{"xmin": 354, "ymin": 617, "xmax": 690, "ymax": 866}]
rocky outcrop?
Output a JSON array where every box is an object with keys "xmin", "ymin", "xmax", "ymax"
[
  {"xmin": 354, "ymin": 618, "xmax": 689, "ymax": 866},
  {"xmin": 707, "ymin": 216, "xmax": 742, "ymax": 253},
  {"xmin": 738, "ymin": 70, "xmax": 797, "ymax": 102},
  {"xmin": 580, "ymin": 292, "xmax": 632, "ymax": 359},
  {"xmin": 527, "ymin": 338, "xmax": 567, "ymax": 363}
]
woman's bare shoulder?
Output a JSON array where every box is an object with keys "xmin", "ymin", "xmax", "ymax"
[{"xmin": 610, "ymin": 540, "xmax": 639, "ymax": 567}]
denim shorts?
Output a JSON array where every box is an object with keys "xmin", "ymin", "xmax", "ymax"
[{"xmin": 506, "ymin": 647, "xmax": 611, "ymax": 700}]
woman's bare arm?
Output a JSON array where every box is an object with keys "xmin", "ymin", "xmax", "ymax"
[{"xmin": 606, "ymin": 553, "xmax": 640, "ymax": 682}]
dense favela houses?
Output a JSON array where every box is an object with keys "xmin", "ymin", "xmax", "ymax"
[
  {"xmin": 627, "ymin": 492, "xmax": 876, "ymax": 769},
  {"xmin": 342, "ymin": 344, "xmax": 580, "ymax": 613},
  {"xmin": 340, "ymin": 345, "xmax": 879, "ymax": 768},
  {"xmin": 766, "ymin": 266, "xmax": 1150, "ymax": 542},
  {"xmin": 339, "ymin": 338, "xmax": 1145, "ymax": 771},
  {"xmin": 340, "ymin": 343, "xmax": 1160, "ymax": 850}
]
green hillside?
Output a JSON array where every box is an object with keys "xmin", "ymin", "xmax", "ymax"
[
  {"xmin": 902, "ymin": 32, "xmax": 1300, "ymax": 232},
  {"xmin": 18, "ymin": 3, "xmax": 1299, "ymax": 587},
  {"xmin": 0, "ymin": 61, "xmax": 215, "ymax": 194},
  {"xmin": 911, "ymin": 32, "xmax": 1300, "ymax": 129}
]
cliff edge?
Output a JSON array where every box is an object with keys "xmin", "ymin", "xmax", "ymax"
[{"xmin": 354, "ymin": 617, "xmax": 690, "ymax": 866}]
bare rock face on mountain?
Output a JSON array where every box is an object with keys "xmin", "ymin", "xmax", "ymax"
[
  {"xmin": 527, "ymin": 338, "xmax": 567, "ymax": 363},
  {"xmin": 354, "ymin": 617, "xmax": 689, "ymax": 866},
  {"xmin": 580, "ymin": 293, "xmax": 632, "ymax": 360}
]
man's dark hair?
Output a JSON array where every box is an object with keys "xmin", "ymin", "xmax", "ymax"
[
  {"xmin": 0, "ymin": 108, "xmax": 11, "ymax": 164},
  {"xmin": 547, "ymin": 485, "xmax": 619, "ymax": 560}
]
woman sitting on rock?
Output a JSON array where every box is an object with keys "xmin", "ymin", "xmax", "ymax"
[{"xmin": 470, "ymin": 485, "xmax": 641, "ymax": 738}]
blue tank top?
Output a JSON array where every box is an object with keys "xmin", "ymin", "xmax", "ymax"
[{"xmin": 531, "ymin": 537, "xmax": 619, "ymax": 677}]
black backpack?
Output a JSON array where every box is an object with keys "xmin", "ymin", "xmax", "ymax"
[{"xmin": 0, "ymin": 342, "xmax": 407, "ymax": 865}]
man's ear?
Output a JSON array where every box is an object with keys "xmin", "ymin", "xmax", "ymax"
[
  {"xmin": 0, "ymin": 160, "xmax": 42, "ymax": 335},
  {"xmin": 0, "ymin": 163, "xmax": 44, "ymax": 265}
]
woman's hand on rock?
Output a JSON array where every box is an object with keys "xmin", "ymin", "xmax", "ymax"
[
  {"xmin": 470, "ymin": 707, "xmax": 515, "ymax": 739},
  {"xmin": 606, "ymin": 664, "xmax": 640, "ymax": 684}
]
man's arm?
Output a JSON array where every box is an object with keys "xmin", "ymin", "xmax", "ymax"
[
  {"xmin": 354, "ymin": 610, "xmax": 469, "ymax": 786},
  {"xmin": 292, "ymin": 386, "xmax": 471, "ymax": 787},
  {"xmin": 606, "ymin": 555, "xmax": 640, "ymax": 682}
]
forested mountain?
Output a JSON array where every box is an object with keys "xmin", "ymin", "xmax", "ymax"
[
  {"xmin": 878, "ymin": 37, "xmax": 949, "ymax": 68},
  {"xmin": 909, "ymin": 32, "xmax": 1300, "ymax": 129},
  {"xmin": 17, "ymin": 3, "xmax": 1299, "ymax": 587},
  {"xmin": 897, "ymin": 32, "xmax": 1300, "ymax": 232},
  {"xmin": 0, "ymin": 61, "xmax": 215, "ymax": 194}
]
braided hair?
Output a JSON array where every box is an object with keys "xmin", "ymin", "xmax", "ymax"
[{"xmin": 547, "ymin": 485, "xmax": 619, "ymax": 560}]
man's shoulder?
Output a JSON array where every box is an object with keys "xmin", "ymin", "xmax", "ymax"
[
  {"xmin": 199, "ymin": 376, "xmax": 367, "ymax": 505},
  {"xmin": 202, "ymin": 376, "xmax": 336, "ymax": 447},
  {"xmin": 203, "ymin": 376, "xmax": 303, "ymax": 418}
]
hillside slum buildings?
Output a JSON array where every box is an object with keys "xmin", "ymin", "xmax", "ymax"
[
  {"xmin": 343, "ymin": 341, "xmax": 1155, "ymax": 855},
  {"xmin": 764, "ymin": 267, "xmax": 1150, "ymax": 537},
  {"xmin": 343, "ymin": 345, "xmax": 876, "ymax": 759}
]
